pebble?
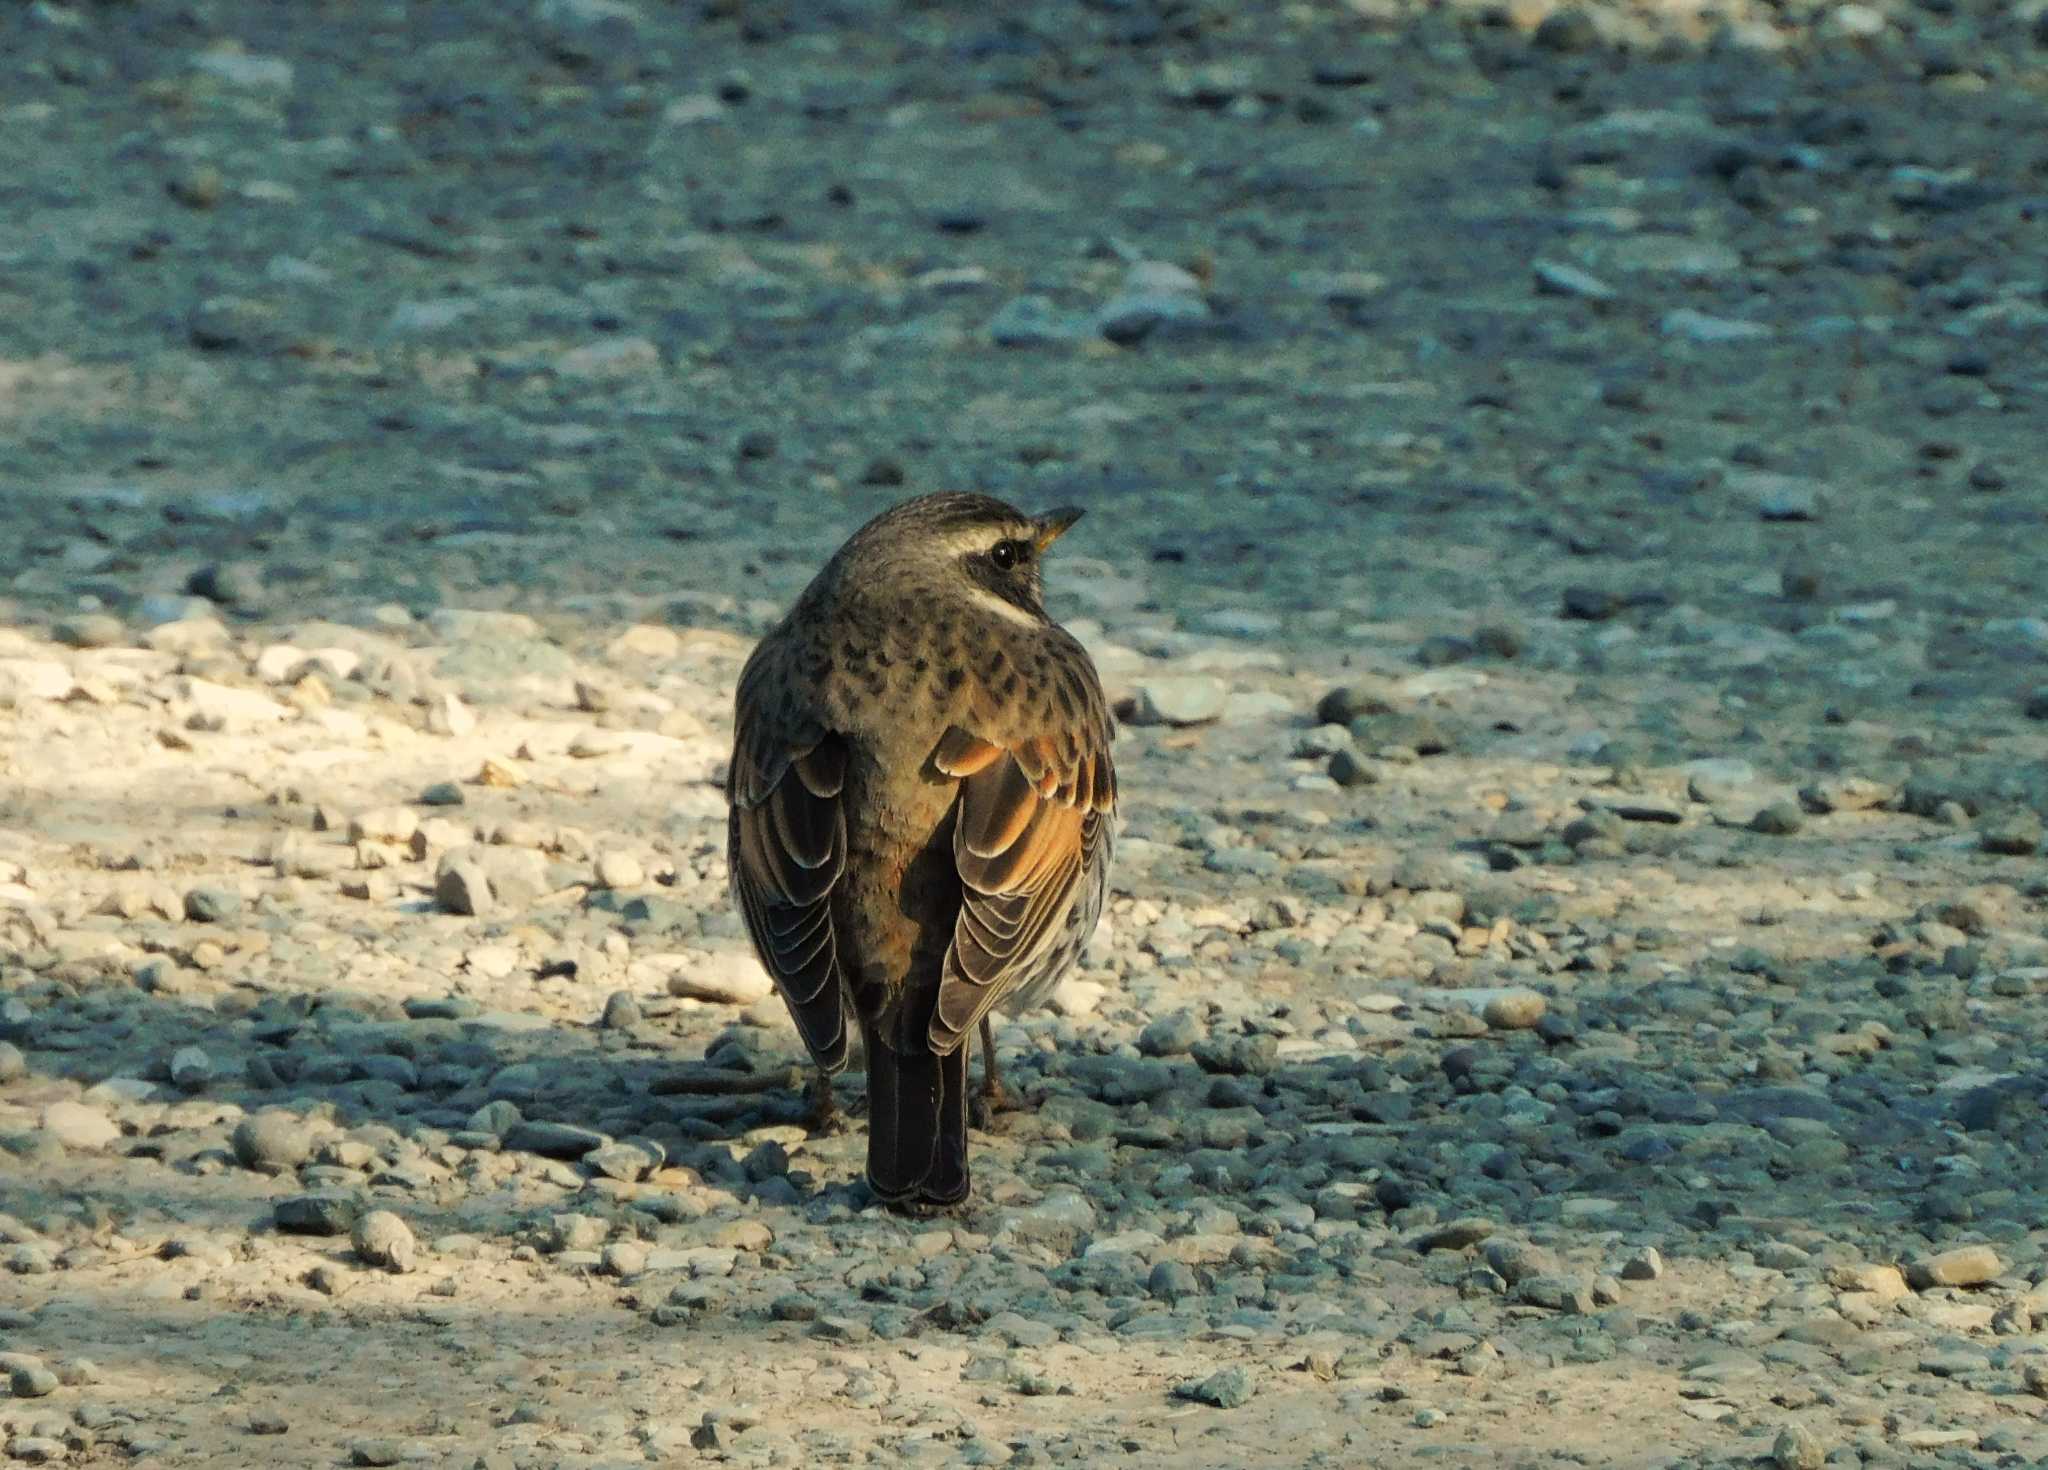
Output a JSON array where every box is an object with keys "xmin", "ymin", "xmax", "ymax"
[
  {"xmin": 1561, "ymin": 587, "xmax": 1617, "ymax": 621},
  {"xmin": 169, "ymin": 1045, "xmax": 215, "ymax": 1089},
  {"xmin": 1979, "ymin": 809, "xmax": 2042, "ymax": 856},
  {"xmin": 1744, "ymin": 472, "xmax": 1823, "ymax": 521},
  {"xmin": 1908, "ymin": 1246, "xmax": 2000, "ymax": 1289},
  {"xmin": 1128, "ymin": 676, "xmax": 1228, "ymax": 727},
  {"xmin": 594, "ymin": 851, "xmax": 645, "ymax": 889},
  {"xmin": 1772, "ymin": 1424, "xmax": 1826, "ymax": 1470},
  {"xmin": 41, "ymin": 1101, "xmax": 119, "ymax": 1152},
  {"xmin": 1481, "ymin": 990, "xmax": 1546, "ymax": 1030},
  {"xmin": 275, "ymin": 1194, "xmax": 361, "ymax": 1236},
  {"xmin": 428, "ymin": 692, "xmax": 476, "ymax": 737},
  {"xmin": 54, "ymin": 612, "xmax": 124, "ymax": 649},
  {"xmin": 1533, "ymin": 260, "xmax": 1616, "ymax": 300},
  {"xmin": 601, "ymin": 991, "xmax": 642, "ymax": 1029},
  {"xmin": 1661, "ymin": 308, "xmax": 1773, "ymax": 344},
  {"xmin": 585, "ymin": 1140, "xmax": 662, "ymax": 1183},
  {"xmin": 352, "ymin": 1210, "xmax": 418, "ymax": 1274},
  {"xmin": 187, "ymin": 560, "xmax": 267, "ymax": 606},
  {"xmin": 10, "ymin": 1363, "xmax": 58, "ymax": 1398},
  {"xmin": 1750, "ymin": 802, "xmax": 1804, "ymax": 836},
  {"xmin": 1533, "ymin": 8, "xmax": 1600, "ymax": 50},
  {"xmin": 1621, "ymin": 1248, "xmax": 1664, "ymax": 1282},
  {"xmin": 350, "ymin": 807, "xmax": 419, "ymax": 845},
  {"xmin": 1097, "ymin": 290, "xmax": 1214, "ymax": 347},
  {"xmin": 1137, "ymin": 1011, "xmax": 1202, "ymax": 1057},
  {"xmin": 435, "ymin": 857, "xmax": 496, "ymax": 917},
  {"xmin": 1173, "ymin": 1366, "xmax": 1254, "ymax": 1409},
  {"xmin": 193, "ymin": 48, "xmax": 295, "ymax": 89},
  {"xmin": 507, "ymin": 1121, "xmax": 610, "ymax": 1159},
  {"xmin": 989, "ymin": 295, "xmax": 1082, "ymax": 348},
  {"xmin": 665, "ymin": 952, "xmax": 773, "ymax": 1005},
  {"xmin": 1328, "ymin": 749, "xmax": 1379, "ymax": 788},
  {"xmin": 1827, "ymin": 1263, "xmax": 1906, "ymax": 1298}
]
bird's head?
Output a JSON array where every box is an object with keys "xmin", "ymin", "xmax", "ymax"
[{"xmin": 831, "ymin": 492, "xmax": 1086, "ymax": 625}]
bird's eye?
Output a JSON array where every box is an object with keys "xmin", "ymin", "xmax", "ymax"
[{"xmin": 989, "ymin": 540, "xmax": 1024, "ymax": 571}]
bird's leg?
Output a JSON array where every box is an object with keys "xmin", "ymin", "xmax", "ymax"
[
  {"xmin": 804, "ymin": 1070, "xmax": 845, "ymax": 1135},
  {"xmin": 971, "ymin": 1016, "xmax": 1017, "ymax": 1131}
]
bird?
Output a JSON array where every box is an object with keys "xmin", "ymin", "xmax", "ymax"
[{"xmin": 726, "ymin": 491, "xmax": 1117, "ymax": 1208}]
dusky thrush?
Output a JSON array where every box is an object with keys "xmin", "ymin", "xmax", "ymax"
[{"xmin": 727, "ymin": 492, "xmax": 1117, "ymax": 1207}]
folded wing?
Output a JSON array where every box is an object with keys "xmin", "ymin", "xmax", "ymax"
[
  {"xmin": 728, "ymin": 655, "xmax": 850, "ymax": 1072},
  {"xmin": 928, "ymin": 708, "xmax": 1116, "ymax": 1057}
]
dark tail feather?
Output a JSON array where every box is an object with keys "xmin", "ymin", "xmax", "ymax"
[{"xmin": 863, "ymin": 1024, "xmax": 969, "ymax": 1207}]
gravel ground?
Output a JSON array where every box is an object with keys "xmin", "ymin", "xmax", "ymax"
[{"xmin": 3, "ymin": 0, "xmax": 2048, "ymax": 1466}]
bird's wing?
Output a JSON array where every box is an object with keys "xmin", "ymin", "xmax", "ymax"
[
  {"xmin": 727, "ymin": 644, "xmax": 850, "ymax": 1072},
  {"xmin": 927, "ymin": 648, "xmax": 1117, "ymax": 1057}
]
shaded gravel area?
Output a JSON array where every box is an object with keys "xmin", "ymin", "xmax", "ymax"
[{"xmin": 3, "ymin": 0, "xmax": 2048, "ymax": 1466}]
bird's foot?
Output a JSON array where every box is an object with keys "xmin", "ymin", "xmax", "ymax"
[
  {"xmin": 970, "ymin": 1078, "xmax": 1019, "ymax": 1133},
  {"xmin": 804, "ymin": 1074, "xmax": 849, "ymax": 1136}
]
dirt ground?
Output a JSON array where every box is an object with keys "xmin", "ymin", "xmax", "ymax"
[{"xmin": 2, "ymin": 1, "xmax": 2047, "ymax": 1467}]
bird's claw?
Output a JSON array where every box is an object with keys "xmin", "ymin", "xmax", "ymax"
[
  {"xmin": 971, "ymin": 1079, "xmax": 1018, "ymax": 1133},
  {"xmin": 805, "ymin": 1076, "xmax": 849, "ymax": 1136}
]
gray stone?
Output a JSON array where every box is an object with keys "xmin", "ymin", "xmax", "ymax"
[
  {"xmin": 1129, "ymin": 676, "xmax": 1228, "ymax": 727},
  {"xmin": 54, "ymin": 613, "xmax": 124, "ymax": 649},
  {"xmin": 585, "ymin": 1140, "xmax": 662, "ymax": 1183},
  {"xmin": 1621, "ymin": 1247, "xmax": 1665, "ymax": 1281},
  {"xmin": 1750, "ymin": 802, "xmax": 1804, "ymax": 836},
  {"xmin": 665, "ymin": 952, "xmax": 773, "ymax": 1005},
  {"xmin": 1772, "ymin": 1424, "xmax": 1826, "ymax": 1470},
  {"xmin": 169, "ymin": 1045, "xmax": 215, "ymax": 1089},
  {"xmin": 1148, "ymin": 1260, "xmax": 1199, "ymax": 1301},
  {"xmin": 1328, "ymin": 749, "xmax": 1379, "ymax": 788},
  {"xmin": 352, "ymin": 1210, "xmax": 417, "ymax": 1273},
  {"xmin": 1137, "ymin": 1010, "xmax": 1203, "ymax": 1057},
  {"xmin": 508, "ymin": 1120, "xmax": 610, "ymax": 1159},
  {"xmin": 1482, "ymin": 990, "xmax": 1545, "ymax": 1030},
  {"xmin": 1980, "ymin": 809, "xmax": 2042, "ymax": 856},
  {"xmin": 9, "ymin": 1363, "xmax": 58, "ymax": 1398},
  {"xmin": 186, "ymin": 560, "xmax": 267, "ymax": 605},
  {"xmin": 41, "ymin": 1101, "xmax": 118, "ymax": 1152},
  {"xmin": 1740, "ymin": 472, "xmax": 1824, "ymax": 522},
  {"xmin": 1533, "ymin": 8, "xmax": 1600, "ymax": 50},
  {"xmin": 549, "ymin": 1214, "xmax": 609, "ymax": 1253},
  {"xmin": 600, "ymin": 991, "xmax": 642, "ymax": 1029},
  {"xmin": 1173, "ymin": 1365, "xmax": 1254, "ymax": 1408},
  {"xmin": 1562, "ymin": 586, "xmax": 1617, "ymax": 621},
  {"xmin": 193, "ymin": 49, "xmax": 295, "ymax": 89},
  {"xmin": 1661, "ymin": 308, "xmax": 1773, "ymax": 344},
  {"xmin": 1907, "ymin": 1245, "xmax": 2000, "ymax": 1289},
  {"xmin": 1533, "ymin": 260, "xmax": 1616, "ymax": 300},
  {"xmin": 274, "ymin": 1194, "xmax": 361, "ymax": 1236},
  {"xmin": 989, "ymin": 295, "xmax": 1081, "ymax": 347},
  {"xmin": 1097, "ymin": 290, "xmax": 1214, "ymax": 347},
  {"xmin": 183, "ymin": 887, "xmax": 242, "ymax": 923},
  {"xmin": 1685, "ymin": 758, "xmax": 1757, "ymax": 804},
  {"xmin": 435, "ymin": 857, "xmax": 496, "ymax": 917},
  {"xmin": 233, "ymin": 1110, "xmax": 314, "ymax": 1171}
]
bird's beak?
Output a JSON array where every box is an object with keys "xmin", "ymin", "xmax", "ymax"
[{"xmin": 1033, "ymin": 506, "xmax": 1085, "ymax": 551}]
